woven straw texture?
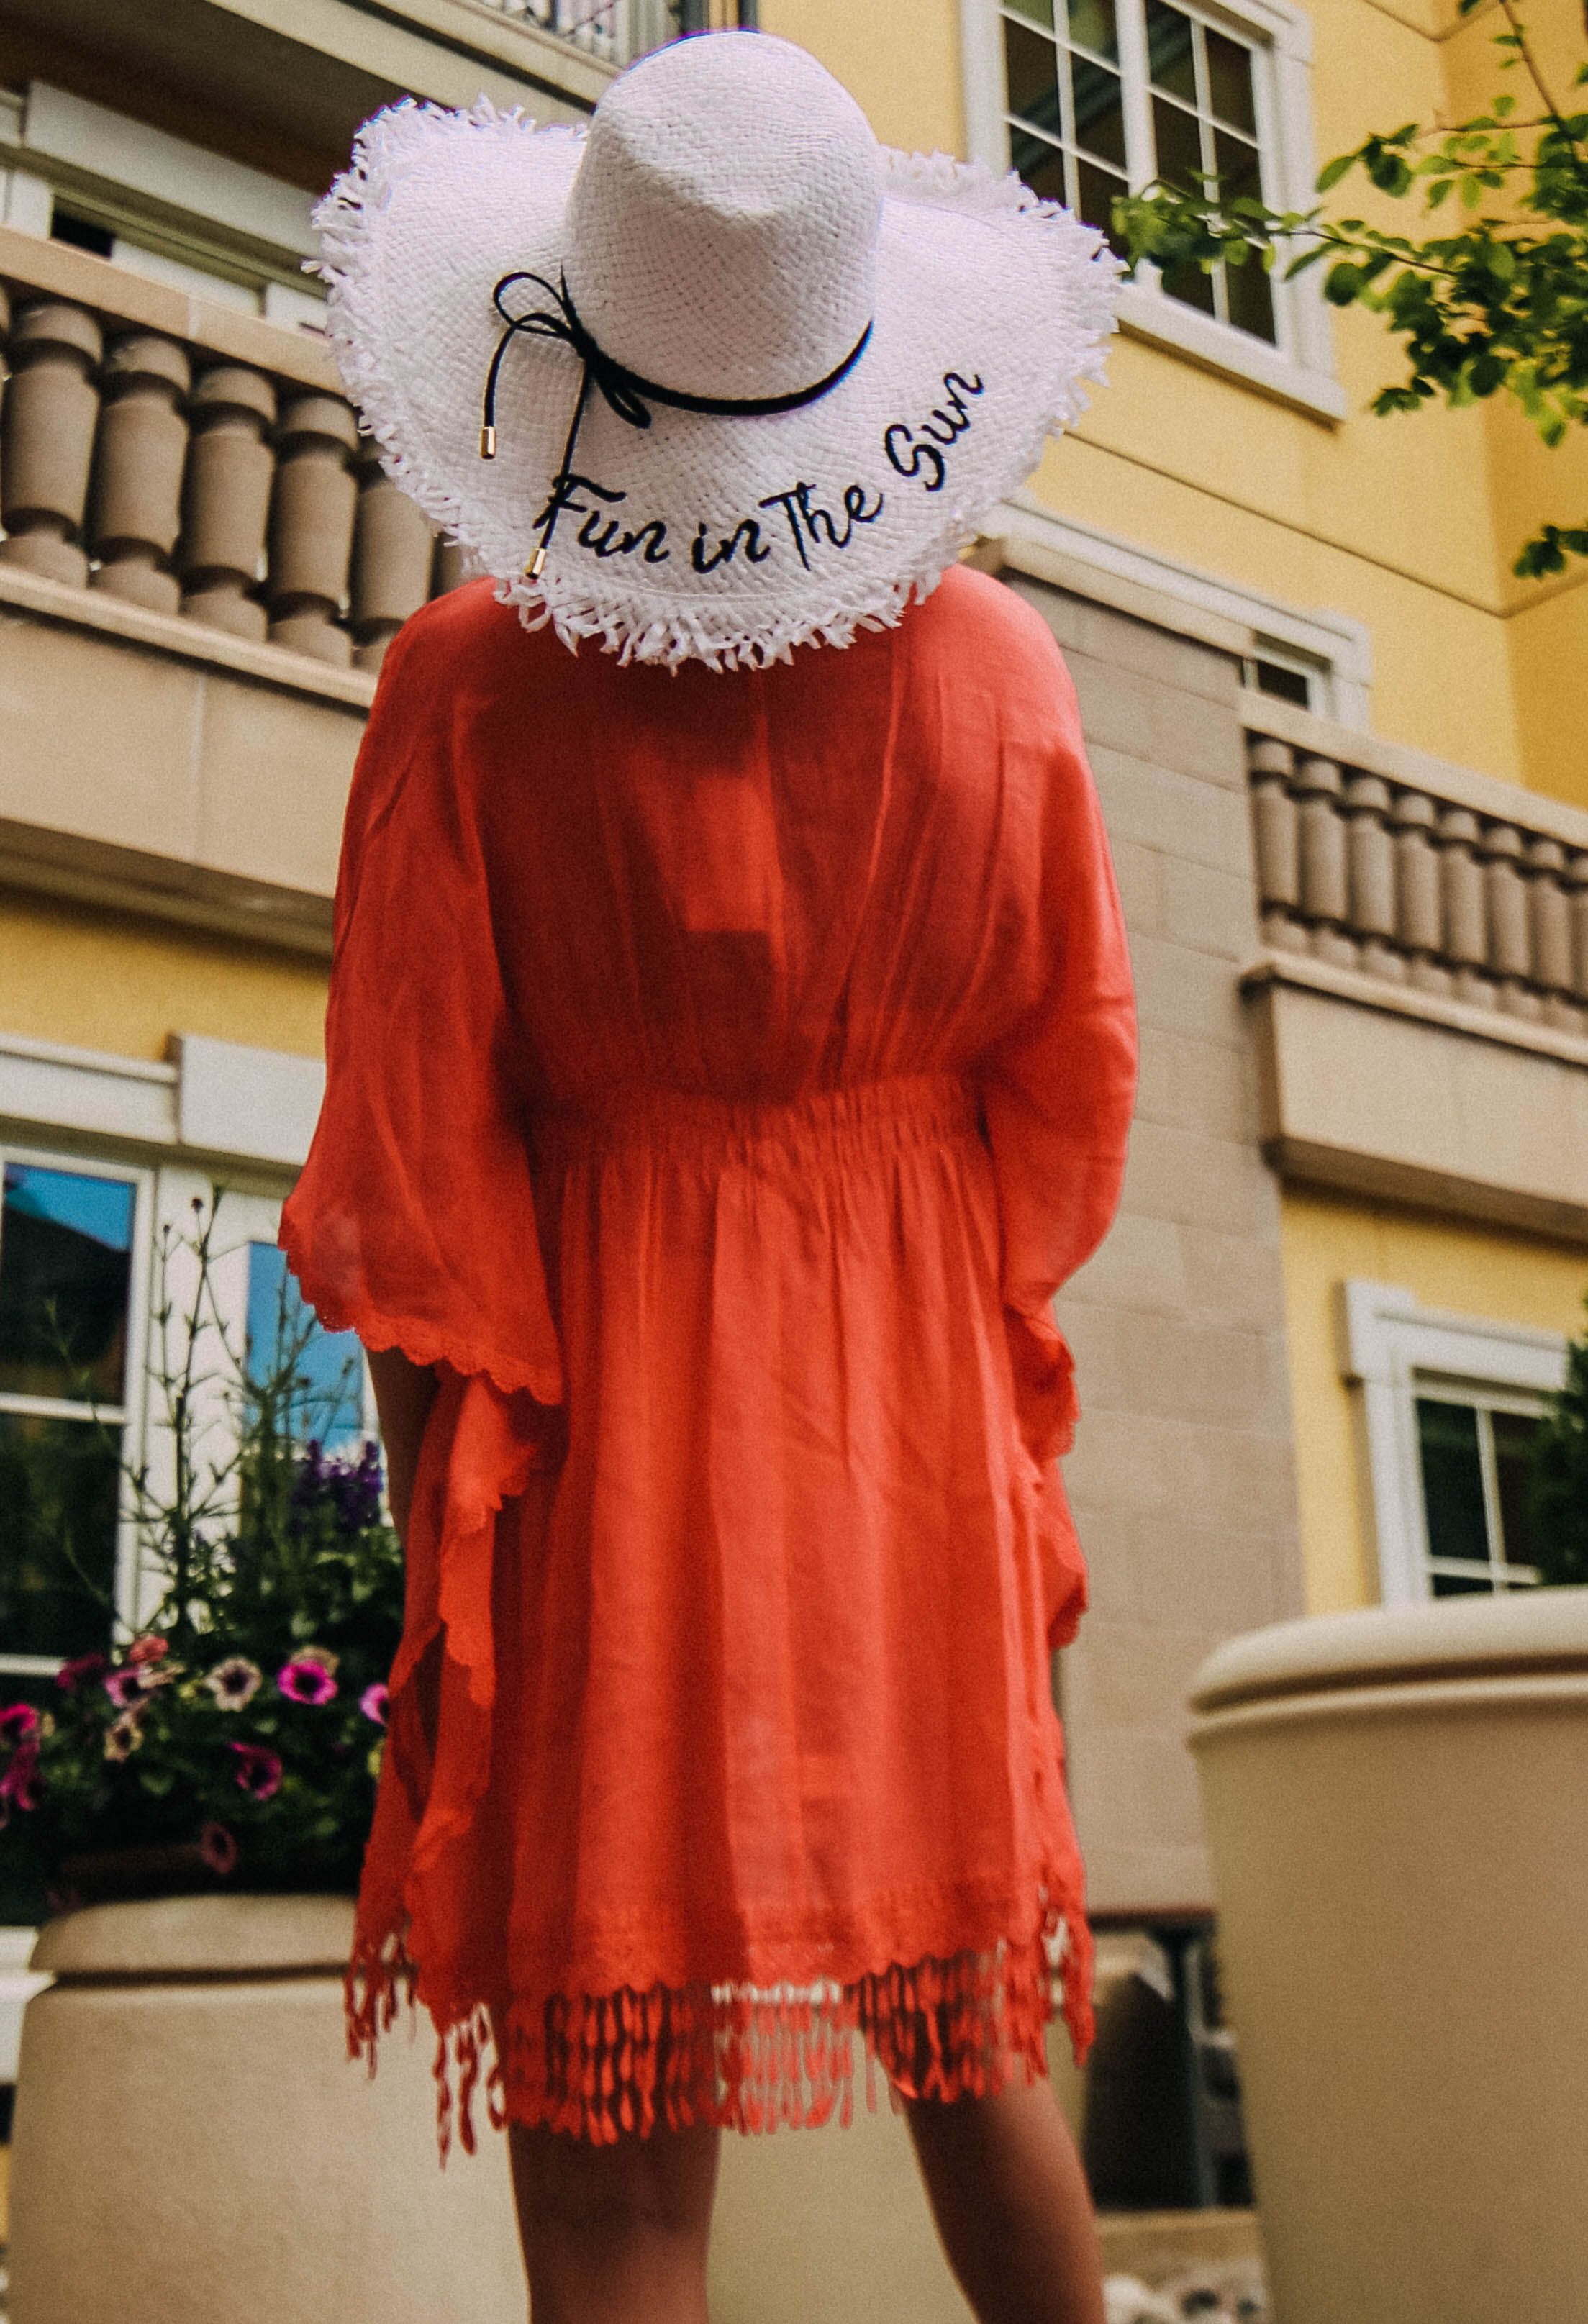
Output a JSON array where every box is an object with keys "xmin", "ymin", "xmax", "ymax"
[{"xmin": 315, "ymin": 32, "xmax": 1122, "ymax": 668}]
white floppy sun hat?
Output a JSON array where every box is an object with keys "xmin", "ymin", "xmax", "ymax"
[{"xmin": 317, "ymin": 29, "xmax": 1121, "ymax": 671}]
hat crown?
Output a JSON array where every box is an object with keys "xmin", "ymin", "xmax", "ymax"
[{"xmin": 563, "ymin": 32, "xmax": 881, "ymax": 404}]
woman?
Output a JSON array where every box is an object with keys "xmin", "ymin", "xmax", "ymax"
[{"xmin": 283, "ymin": 31, "xmax": 1136, "ymax": 2324}]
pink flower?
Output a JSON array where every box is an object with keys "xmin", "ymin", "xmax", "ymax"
[
  {"xmin": 359, "ymin": 1682, "xmax": 389, "ymax": 1728},
  {"xmin": 199, "ymin": 1822, "xmax": 239, "ymax": 1876},
  {"xmin": 277, "ymin": 1658, "xmax": 337, "ymax": 1707},
  {"xmin": 127, "ymin": 1635, "xmax": 168, "ymax": 1668},
  {"xmin": 104, "ymin": 1712, "xmax": 143, "ymax": 1764},
  {"xmin": 104, "ymin": 1668, "xmax": 149, "ymax": 1709},
  {"xmin": 56, "ymin": 1653, "xmax": 107, "ymax": 1694},
  {"xmin": 0, "ymin": 1704, "xmax": 39, "ymax": 1745},
  {"xmin": 203, "ymin": 1656, "xmax": 263, "ymax": 1711},
  {"xmin": 228, "ymin": 1742, "xmax": 282, "ymax": 1801}
]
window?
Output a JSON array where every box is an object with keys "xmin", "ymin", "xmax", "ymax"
[
  {"xmin": 245, "ymin": 1243, "xmax": 366, "ymax": 1451},
  {"xmin": 0, "ymin": 1156, "xmax": 145, "ymax": 1677},
  {"xmin": 1000, "ymin": 0, "xmax": 1274, "ymax": 340},
  {"xmin": 1338, "ymin": 1281, "xmax": 1566, "ymax": 1609},
  {"xmin": 1242, "ymin": 647, "xmax": 1316, "ymax": 709},
  {"xmin": 1415, "ymin": 1394, "xmax": 1541, "ymax": 1595}
]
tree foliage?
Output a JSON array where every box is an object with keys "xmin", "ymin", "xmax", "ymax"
[
  {"xmin": 1112, "ymin": 0, "xmax": 1588, "ymax": 575},
  {"xmin": 1528, "ymin": 1299, "xmax": 1588, "ymax": 1586}
]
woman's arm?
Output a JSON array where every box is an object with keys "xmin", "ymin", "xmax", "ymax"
[{"xmin": 367, "ymin": 1347, "xmax": 440, "ymax": 1546}]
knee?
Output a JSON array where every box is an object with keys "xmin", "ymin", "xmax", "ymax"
[{"xmin": 509, "ymin": 2120, "xmax": 720, "ymax": 2246}]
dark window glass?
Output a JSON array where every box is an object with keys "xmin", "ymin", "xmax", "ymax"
[
  {"xmin": 1005, "ymin": 0, "xmax": 1057, "ymax": 26},
  {"xmin": 1205, "ymin": 27, "xmax": 1257, "ymax": 131},
  {"xmin": 1215, "ymin": 127, "xmax": 1262, "ymax": 203},
  {"xmin": 1145, "ymin": 0, "xmax": 1197, "ymax": 100},
  {"xmin": 1224, "ymin": 250, "xmax": 1276, "ymax": 341},
  {"xmin": 0, "ymin": 1412, "xmax": 120, "ymax": 1660},
  {"xmin": 1417, "ymin": 1399, "xmax": 1489, "ymax": 1565},
  {"xmin": 1076, "ymin": 158, "xmax": 1128, "ymax": 252},
  {"xmin": 1491, "ymin": 1408, "xmax": 1541, "ymax": 1570},
  {"xmin": 1004, "ymin": 19, "xmax": 1065, "ymax": 136},
  {"xmin": 1253, "ymin": 660, "xmax": 1310, "ymax": 707},
  {"xmin": 50, "ymin": 209, "xmax": 114, "ymax": 258},
  {"xmin": 1161, "ymin": 258, "xmax": 1217, "ymax": 314},
  {"xmin": 1067, "ymin": 0, "xmax": 1118, "ymax": 58},
  {"xmin": 1152, "ymin": 94, "xmax": 1204, "ymax": 190},
  {"xmin": 0, "ymin": 1166, "xmax": 134, "ymax": 1403},
  {"xmin": 1011, "ymin": 127, "xmax": 1069, "ymax": 205},
  {"xmin": 246, "ymin": 1244, "xmax": 364, "ymax": 1447},
  {"xmin": 1073, "ymin": 56, "xmax": 1128, "ymax": 167},
  {"xmin": 1431, "ymin": 1569, "xmax": 1496, "ymax": 1597}
]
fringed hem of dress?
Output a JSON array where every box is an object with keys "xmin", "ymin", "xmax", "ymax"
[{"xmin": 347, "ymin": 1910, "xmax": 1094, "ymax": 2154}]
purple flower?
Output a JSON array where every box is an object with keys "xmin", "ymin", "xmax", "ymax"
[
  {"xmin": 203, "ymin": 1656, "xmax": 263, "ymax": 1712},
  {"xmin": 277, "ymin": 1658, "xmax": 337, "ymax": 1707},
  {"xmin": 291, "ymin": 1440, "xmax": 384, "ymax": 1535},
  {"xmin": 359, "ymin": 1682, "xmax": 389, "ymax": 1728},
  {"xmin": 228, "ymin": 1742, "xmax": 282, "ymax": 1802},
  {"xmin": 56, "ymin": 1653, "xmax": 107, "ymax": 1694},
  {"xmin": 199, "ymin": 1822, "xmax": 239, "ymax": 1876}
]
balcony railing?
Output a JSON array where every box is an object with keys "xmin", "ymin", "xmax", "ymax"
[
  {"xmin": 0, "ymin": 226, "xmax": 462, "ymax": 677},
  {"xmin": 473, "ymin": 0, "xmax": 679, "ymax": 64},
  {"xmin": 1244, "ymin": 717, "xmax": 1588, "ymax": 1038}
]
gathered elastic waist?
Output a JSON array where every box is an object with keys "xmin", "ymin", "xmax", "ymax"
[{"xmin": 535, "ymin": 1072, "xmax": 979, "ymax": 1170}]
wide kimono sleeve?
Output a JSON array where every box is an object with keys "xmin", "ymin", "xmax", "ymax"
[
  {"xmin": 976, "ymin": 630, "xmax": 1137, "ymax": 1494},
  {"xmin": 279, "ymin": 608, "xmax": 561, "ymax": 1406}
]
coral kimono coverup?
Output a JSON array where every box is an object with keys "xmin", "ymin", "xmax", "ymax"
[{"xmin": 281, "ymin": 563, "xmax": 1137, "ymax": 2146}]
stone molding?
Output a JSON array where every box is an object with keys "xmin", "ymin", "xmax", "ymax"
[{"xmin": 0, "ymin": 1025, "xmax": 323, "ymax": 1173}]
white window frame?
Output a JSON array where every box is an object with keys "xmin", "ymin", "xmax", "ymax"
[
  {"xmin": 1337, "ymin": 1279, "xmax": 1569, "ymax": 1609},
  {"xmin": 0, "ymin": 1141, "xmax": 155, "ymax": 1680},
  {"xmin": 961, "ymin": 0, "xmax": 1347, "ymax": 421}
]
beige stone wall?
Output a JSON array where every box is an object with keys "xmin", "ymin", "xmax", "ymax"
[{"xmin": 1006, "ymin": 573, "xmax": 1304, "ymax": 1917}]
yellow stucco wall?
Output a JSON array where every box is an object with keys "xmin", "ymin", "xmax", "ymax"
[
  {"xmin": 771, "ymin": 0, "xmax": 1588, "ymax": 805},
  {"xmin": 0, "ymin": 893, "xmax": 328, "ymax": 1066},
  {"xmin": 1279, "ymin": 1186, "xmax": 1588, "ymax": 1612}
]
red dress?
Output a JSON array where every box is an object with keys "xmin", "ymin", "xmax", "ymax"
[{"xmin": 281, "ymin": 563, "xmax": 1136, "ymax": 2147}]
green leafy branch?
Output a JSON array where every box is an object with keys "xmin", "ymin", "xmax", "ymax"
[{"xmin": 1112, "ymin": 0, "xmax": 1588, "ymax": 576}]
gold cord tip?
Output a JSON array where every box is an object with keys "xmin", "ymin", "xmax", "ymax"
[
  {"xmin": 479, "ymin": 425, "xmax": 496, "ymax": 459},
  {"xmin": 527, "ymin": 545, "xmax": 548, "ymax": 580}
]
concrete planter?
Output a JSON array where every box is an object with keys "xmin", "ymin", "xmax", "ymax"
[
  {"xmin": 1187, "ymin": 1589, "xmax": 1588, "ymax": 2324},
  {"xmin": 9, "ymin": 1894, "xmax": 527, "ymax": 2324}
]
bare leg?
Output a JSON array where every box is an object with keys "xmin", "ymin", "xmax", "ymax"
[
  {"xmin": 905, "ymin": 2079, "xmax": 1106, "ymax": 2324},
  {"xmin": 507, "ymin": 2118, "xmax": 721, "ymax": 2324}
]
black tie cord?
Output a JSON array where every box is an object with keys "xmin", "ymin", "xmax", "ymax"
[{"xmin": 480, "ymin": 269, "xmax": 874, "ymax": 576}]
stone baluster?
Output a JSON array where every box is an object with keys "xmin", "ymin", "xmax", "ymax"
[
  {"xmin": 1292, "ymin": 755, "xmax": 1356, "ymax": 966},
  {"xmin": 1564, "ymin": 851, "xmax": 1588, "ymax": 1026},
  {"xmin": 1248, "ymin": 740, "xmax": 1306, "ymax": 953},
  {"xmin": 1343, "ymin": 771, "xmax": 1403, "ymax": 980},
  {"xmin": 181, "ymin": 365, "xmax": 277, "ymax": 640},
  {"xmin": 431, "ymin": 537, "xmax": 466, "ymax": 598},
  {"xmin": 1389, "ymin": 789, "xmax": 1451, "ymax": 995},
  {"xmin": 266, "ymin": 391, "xmax": 359, "ymax": 665},
  {"xmin": 1525, "ymin": 838, "xmax": 1584, "ymax": 1034},
  {"xmin": 1482, "ymin": 822, "xmax": 1539, "ymax": 1020},
  {"xmin": 0, "ymin": 300, "xmax": 103, "ymax": 587},
  {"xmin": 1438, "ymin": 807, "xmax": 1494, "ymax": 1007},
  {"xmin": 348, "ymin": 448, "xmax": 434, "ymax": 671},
  {"xmin": 89, "ymin": 332, "xmax": 192, "ymax": 614}
]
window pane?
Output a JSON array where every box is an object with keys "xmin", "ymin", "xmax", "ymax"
[
  {"xmin": 1205, "ymin": 27, "xmax": 1257, "ymax": 132},
  {"xmin": 1431, "ymin": 1569, "xmax": 1497, "ymax": 1597},
  {"xmin": 1076, "ymin": 158, "xmax": 1128, "ymax": 253},
  {"xmin": 1004, "ymin": 0, "xmax": 1056, "ymax": 26},
  {"xmin": 1491, "ymin": 1409, "xmax": 1541, "ymax": 1569},
  {"xmin": 1004, "ymin": 19, "xmax": 1064, "ymax": 137},
  {"xmin": 1215, "ymin": 127, "xmax": 1262, "ymax": 204},
  {"xmin": 1253, "ymin": 659, "xmax": 1310, "ymax": 707},
  {"xmin": 1162, "ymin": 258, "xmax": 1217, "ymax": 314},
  {"xmin": 0, "ymin": 1165, "xmax": 135, "ymax": 1403},
  {"xmin": 1010, "ymin": 127, "xmax": 1069, "ymax": 205},
  {"xmin": 0, "ymin": 1412, "xmax": 119, "ymax": 1660},
  {"xmin": 1224, "ymin": 251, "xmax": 1277, "ymax": 342},
  {"xmin": 1417, "ymin": 1399, "xmax": 1489, "ymax": 1564},
  {"xmin": 1152, "ymin": 94, "xmax": 1205, "ymax": 191},
  {"xmin": 1145, "ymin": 0, "xmax": 1197, "ymax": 100},
  {"xmin": 1067, "ymin": 0, "xmax": 1118, "ymax": 59},
  {"xmin": 1073, "ymin": 57, "xmax": 1127, "ymax": 168},
  {"xmin": 246, "ymin": 1244, "xmax": 364, "ymax": 1448}
]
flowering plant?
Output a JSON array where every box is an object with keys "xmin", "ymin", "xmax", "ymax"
[{"xmin": 0, "ymin": 1200, "xmax": 403, "ymax": 1910}]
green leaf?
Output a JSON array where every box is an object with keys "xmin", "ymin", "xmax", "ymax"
[
  {"xmin": 1325, "ymin": 260, "xmax": 1367, "ymax": 304},
  {"xmin": 1317, "ymin": 153, "xmax": 1358, "ymax": 192}
]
